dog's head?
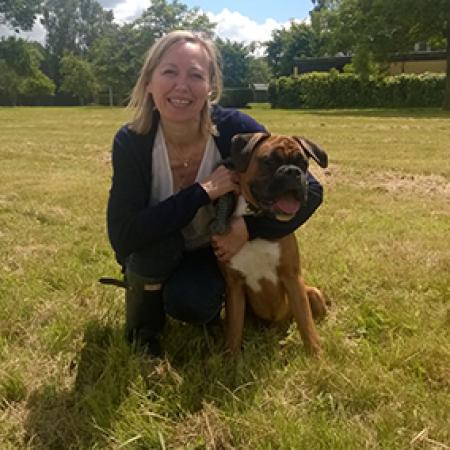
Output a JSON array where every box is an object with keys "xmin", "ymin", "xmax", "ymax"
[{"xmin": 229, "ymin": 132, "xmax": 328, "ymax": 221}]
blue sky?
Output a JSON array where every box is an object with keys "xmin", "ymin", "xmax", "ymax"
[{"xmin": 182, "ymin": 0, "xmax": 312, "ymax": 23}]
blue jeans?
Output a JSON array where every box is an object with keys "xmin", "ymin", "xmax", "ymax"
[{"xmin": 125, "ymin": 234, "xmax": 225, "ymax": 326}]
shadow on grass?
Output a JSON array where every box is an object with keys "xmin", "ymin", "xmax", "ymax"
[
  {"xmin": 24, "ymin": 320, "xmax": 136, "ymax": 449},
  {"xmin": 162, "ymin": 314, "xmax": 291, "ymax": 415},
  {"xmin": 24, "ymin": 316, "xmax": 298, "ymax": 448}
]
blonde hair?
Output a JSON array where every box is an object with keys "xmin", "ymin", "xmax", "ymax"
[{"xmin": 127, "ymin": 30, "xmax": 223, "ymax": 136}]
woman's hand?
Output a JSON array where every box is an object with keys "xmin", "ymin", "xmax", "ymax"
[
  {"xmin": 211, "ymin": 216, "xmax": 249, "ymax": 262},
  {"xmin": 200, "ymin": 165, "xmax": 240, "ymax": 201}
]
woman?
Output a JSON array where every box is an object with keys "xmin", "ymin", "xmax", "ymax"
[{"xmin": 107, "ymin": 30, "xmax": 324, "ymax": 356}]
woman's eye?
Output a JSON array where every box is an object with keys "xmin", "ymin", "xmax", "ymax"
[{"xmin": 191, "ymin": 72, "xmax": 205, "ymax": 80}]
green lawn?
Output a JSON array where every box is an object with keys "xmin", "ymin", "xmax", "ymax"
[{"xmin": 1, "ymin": 106, "xmax": 449, "ymax": 449}]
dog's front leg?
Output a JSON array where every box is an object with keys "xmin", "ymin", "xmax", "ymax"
[
  {"xmin": 224, "ymin": 281, "xmax": 246, "ymax": 354},
  {"xmin": 281, "ymin": 274, "xmax": 321, "ymax": 355}
]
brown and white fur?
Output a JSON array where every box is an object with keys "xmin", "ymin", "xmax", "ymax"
[{"xmin": 220, "ymin": 133, "xmax": 329, "ymax": 355}]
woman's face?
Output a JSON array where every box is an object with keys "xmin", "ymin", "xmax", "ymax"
[{"xmin": 148, "ymin": 40, "xmax": 212, "ymax": 127}]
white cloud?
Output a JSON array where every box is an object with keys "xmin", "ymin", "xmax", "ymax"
[
  {"xmin": 0, "ymin": 17, "xmax": 46, "ymax": 44},
  {"xmin": 207, "ymin": 8, "xmax": 282, "ymax": 44},
  {"xmin": 205, "ymin": 9, "xmax": 309, "ymax": 56},
  {"xmin": 112, "ymin": 0, "xmax": 148, "ymax": 24},
  {"xmin": 112, "ymin": 4, "xmax": 290, "ymax": 47}
]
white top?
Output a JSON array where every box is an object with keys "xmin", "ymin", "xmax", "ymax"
[{"xmin": 151, "ymin": 124, "xmax": 222, "ymax": 250}]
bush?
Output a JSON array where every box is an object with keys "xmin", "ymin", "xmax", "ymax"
[
  {"xmin": 219, "ymin": 88, "xmax": 253, "ymax": 108},
  {"xmin": 268, "ymin": 72, "xmax": 446, "ymax": 108},
  {"xmin": 268, "ymin": 76, "xmax": 302, "ymax": 108},
  {"xmin": 382, "ymin": 73, "xmax": 446, "ymax": 107}
]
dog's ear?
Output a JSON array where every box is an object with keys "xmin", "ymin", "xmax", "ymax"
[
  {"xmin": 230, "ymin": 133, "xmax": 270, "ymax": 172},
  {"xmin": 293, "ymin": 136, "xmax": 328, "ymax": 168}
]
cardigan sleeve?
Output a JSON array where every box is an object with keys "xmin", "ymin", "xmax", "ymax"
[{"xmin": 107, "ymin": 127, "xmax": 210, "ymax": 261}]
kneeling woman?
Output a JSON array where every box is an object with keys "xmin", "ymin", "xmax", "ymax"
[{"xmin": 106, "ymin": 30, "xmax": 324, "ymax": 356}]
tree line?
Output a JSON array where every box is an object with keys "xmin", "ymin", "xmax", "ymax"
[{"xmin": 1, "ymin": 0, "xmax": 449, "ymax": 108}]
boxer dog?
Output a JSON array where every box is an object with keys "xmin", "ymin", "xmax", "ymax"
[{"xmin": 218, "ymin": 133, "xmax": 328, "ymax": 355}]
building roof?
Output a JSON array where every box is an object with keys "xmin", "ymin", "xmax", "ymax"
[
  {"xmin": 250, "ymin": 83, "xmax": 269, "ymax": 90},
  {"xmin": 293, "ymin": 51, "xmax": 447, "ymax": 74}
]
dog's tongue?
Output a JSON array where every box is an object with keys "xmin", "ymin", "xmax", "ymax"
[{"xmin": 274, "ymin": 192, "xmax": 300, "ymax": 215}]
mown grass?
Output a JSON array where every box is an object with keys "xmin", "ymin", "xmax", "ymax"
[{"xmin": 0, "ymin": 106, "xmax": 449, "ymax": 449}]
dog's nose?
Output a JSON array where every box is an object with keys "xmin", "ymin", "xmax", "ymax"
[{"xmin": 277, "ymin": 165, "xmax": 302, "ymax": 178}]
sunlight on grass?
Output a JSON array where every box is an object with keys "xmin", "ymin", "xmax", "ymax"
[{"xmin": 0, "ymin": 106, "xmax": 449, "ymax": 448}]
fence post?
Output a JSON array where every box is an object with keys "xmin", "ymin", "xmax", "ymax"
[{"xmin": 108, "ymin": 86, "xmax": 114, "ymax": 107}]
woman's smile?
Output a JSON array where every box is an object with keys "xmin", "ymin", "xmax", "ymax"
[{"xmin": 167, "ymin": 97, "xmax": 193, "ymax": 107}]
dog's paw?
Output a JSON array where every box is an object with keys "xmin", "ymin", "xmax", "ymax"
[
  {"xmin": 307, "ymin": 287, "xmax": 328, "ymax": 321},
  {"xmin": 304, "ymin": 336, "xmax": 322, "ymax": 357}
]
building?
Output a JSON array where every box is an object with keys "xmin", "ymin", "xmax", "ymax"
[
  {"xmin": 249, "ymin": 83, "xmax": 269, "ymax": 102},
  {"xmin": 293, "ymin": 51, "xmax": 447, "ymax": 76}
]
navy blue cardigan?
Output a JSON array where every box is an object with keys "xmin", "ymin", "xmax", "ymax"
[{"xmin": 107, "ymin": 105, "xmax": 323, "ymax": 264}]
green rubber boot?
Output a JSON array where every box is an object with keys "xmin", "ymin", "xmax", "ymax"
[{"xmin": 125, "ymin": 269, "xmax": 166, "ymax": 357}]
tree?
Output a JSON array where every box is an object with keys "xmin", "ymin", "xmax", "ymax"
[
  {"xmin": 89, "ymin": 24, "xmax": 143, "ymax": 105},
  {"xmin": 41, "ymin": 0, "xmax": 114, "ymax": 84},
  {"xmin": 215, "ymin": 38, "xmax": 253, "ymax": 87},
  {"xmin": 59, "ymin": 53, "xmax": 98, "ymax": 104},
  {"xmin": 0, "ymin": 38, "xmax": 55, "ymax": 105},
  {"xmin": 20, "ymin": 69, "xmax": 56, "ymax": 100},
  {"xmin": 311, "ymin": 0, "xmax": 450, "ymax": 108},
  {"xmin": 42, "ymin": 0, "xmax": 114, "ymax": 55},
  {"xmin": 0, "ymin": 0, "xmax": 40, "ymax": 30},
  {"xmin": 0, "ymin": 36, "xmax": 33, "ymax": 76},
  {"xmin": 248, "ymin": 57, "xmax": 272, "ymax": 84},
  {"xmin": 310, "ymin": 0, "xmax": 349, "ymax": 56},
  {"xmin": 134, "ymin": 0, "xmax": 215, "ymax": 50},
  {"xmin": 19, "ymin": 42, "xmax": 55, "ymax": 102},
  {"xmin": 266, "ymin": 21, "xmax": 321, "ymax": 77}
]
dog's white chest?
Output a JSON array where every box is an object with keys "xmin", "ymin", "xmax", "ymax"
[{"xmin": 229, "ymin": 239, "xmax": 281, "ymax": 292}]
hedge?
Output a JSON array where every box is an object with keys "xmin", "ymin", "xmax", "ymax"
[
  {"xmin": 219, "ymin": 88, "xmax": 253, "ymax": 108},
  {"xmin": 268, "ymin": 72, "xmax": 446, "ymax": 108}
]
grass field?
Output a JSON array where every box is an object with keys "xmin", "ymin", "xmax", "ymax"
[{"xmin": 1, "ymin": 106, "xmax": 449, "ymax": 449}]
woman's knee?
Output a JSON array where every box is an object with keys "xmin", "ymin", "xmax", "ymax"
[
  {"xmin": 163, "ymin": 279, "xmax": 224, "ymax": 325},
  {"xmin": 126, "ymin": 233, "xmax": 184, "ymax": 281}
]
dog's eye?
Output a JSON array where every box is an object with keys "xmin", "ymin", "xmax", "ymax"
[
  {"xmin": 260, "ymin": 156, "xmax": 274, "ymax": 169},
  {"xmin": 269, "ymin": 152, "xmax": 284, "ymax": 166}
]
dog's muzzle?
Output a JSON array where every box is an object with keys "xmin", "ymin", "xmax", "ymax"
[
  {"xmin": 275, "ymin": 164, "xmax": 303, "ymax": 180},
  {"xmin": 250, "ymin": 166, "xmax": 308, "ymax": 219}
]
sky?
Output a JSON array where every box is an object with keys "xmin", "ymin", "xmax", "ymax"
[{"xmin": 0, "ymin": 0, "xmax": 313, "ymax": 46}]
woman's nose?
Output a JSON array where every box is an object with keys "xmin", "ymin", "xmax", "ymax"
[{"xmin": 173, "ymin": 74, "xmax": 189, "ymax": 90}]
